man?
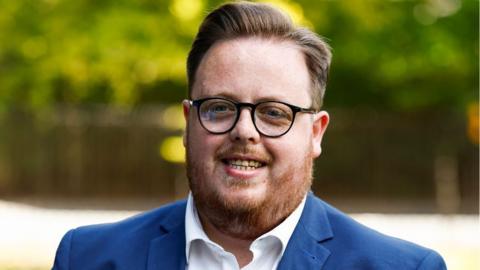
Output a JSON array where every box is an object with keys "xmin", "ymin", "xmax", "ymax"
[{"xmin": 53, "ymin": 2, "xmax": 447, "ymax": 269}]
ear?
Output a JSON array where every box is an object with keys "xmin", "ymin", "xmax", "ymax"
[
  {"xmin": 182, "ymin": 99, "xmax": 191, "ymax": 147},
  {"xmin": 311, "ymin": 110, "xmax": 329, "ymax": 158}
]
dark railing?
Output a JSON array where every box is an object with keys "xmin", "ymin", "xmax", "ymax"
[{"xmin": 0, "ymin": 106, "xmax": 477, "ymax": 213}]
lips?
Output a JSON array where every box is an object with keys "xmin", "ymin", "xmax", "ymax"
[
  {"xmin": 217, "ymin": 147, "xmax": 270, "ymax": 173},
  {"xmin": 224, "ymin": 159, "xmax": 264, "ymax": 170}
]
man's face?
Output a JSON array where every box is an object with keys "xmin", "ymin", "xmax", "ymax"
[{"xmin": 183, "ymin": 38, "xmax": 329, "ymax": 238}]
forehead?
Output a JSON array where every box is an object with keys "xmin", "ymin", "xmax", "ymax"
[{"xmin": 192, "ymin": 38, "xmax": 312, "ymax": 106}]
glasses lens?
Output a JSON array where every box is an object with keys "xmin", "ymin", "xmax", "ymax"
[
  {"xmin": 255, "ymin": 102, "xmax": 293, "ymax": 136},
  {"xmin": 199, "ymin": 99, "xmax": 237, "ymax": 133}
]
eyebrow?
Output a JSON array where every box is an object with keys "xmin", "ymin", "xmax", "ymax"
[{"xmin": 196, "ymin": 92, "xmax": 292, "ymax": 104}]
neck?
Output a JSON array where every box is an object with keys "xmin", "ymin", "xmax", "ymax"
[{"xmin": 199, "ymin": 211, "xmax": 253, "ymax": 268}]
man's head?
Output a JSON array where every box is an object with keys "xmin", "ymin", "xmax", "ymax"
[
  {"xmin": 187, "ymin": 1, "xmax": 331, "ymax": 110},
  {"xmin": 183, "ymin": 1, "xmax": 331, "ymax": 240}
]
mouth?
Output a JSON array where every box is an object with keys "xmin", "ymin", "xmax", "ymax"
[{"xmin": 222, "ymin": 158, "xmax": 266, "ymax": 171}]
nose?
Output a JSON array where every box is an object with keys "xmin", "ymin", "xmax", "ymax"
[{"xmin": 229, "ymin": 107, "xmax": 260, "ymax": 143}]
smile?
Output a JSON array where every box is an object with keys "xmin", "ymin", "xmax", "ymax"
[{"xmin": 223, "ymin": 159, "xmax": 265, "ymax": 171}]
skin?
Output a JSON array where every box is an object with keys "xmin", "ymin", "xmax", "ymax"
[{"xmin": 183, "ymin": 37, "xmax": 329, "ymax": 267}]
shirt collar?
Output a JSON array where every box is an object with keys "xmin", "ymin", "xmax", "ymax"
[
  {"xmin": 254, "ymin": 195, "xmax": 306, "ymax": 255},
  {"xmin": 185, "ymin": 192, "xmax": 212, "ymax": 264},
  {"xmin": 185, "ymin": 192, "xmax": 307, "ymax": 263}
]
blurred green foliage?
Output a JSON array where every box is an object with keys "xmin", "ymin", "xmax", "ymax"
[{"xmin": 0, "ymin": 0, "xmax": 477, "ymax": 113}]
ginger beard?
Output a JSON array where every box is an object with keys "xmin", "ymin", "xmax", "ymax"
[{"xmin": 186, "ymin": 129, "xmax": 314, "ymax": 240}]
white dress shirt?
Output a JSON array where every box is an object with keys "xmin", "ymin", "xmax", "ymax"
[{"xmin": 185, "ymin": 193, "xmax": 306, "ymax": 270}]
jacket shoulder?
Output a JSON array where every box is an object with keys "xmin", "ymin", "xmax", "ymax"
[
  {"xmin": 53, "ymin": 199, "xmax": 187, "ymax": 270},
  {"xmin": 77, "ymin": 199, "xmax": 185, "ymax": 234},
  {"xmin": 310, "ymin": 196, "xmax": 446, "ymax": 269}
]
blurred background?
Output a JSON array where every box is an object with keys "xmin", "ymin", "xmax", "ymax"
[{"xmin": 0, "ymin": 0, "xmax": 478, "ymax": 269}]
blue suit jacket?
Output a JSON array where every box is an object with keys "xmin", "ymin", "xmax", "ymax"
[{"xmin": 53, "ymin": 194, "xmax": 447, "ymax": 269}]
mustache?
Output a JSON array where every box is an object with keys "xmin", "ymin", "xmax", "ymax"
[{"xmin": 216, "ymin": 144, "xmax": 272, "ymax": 163}]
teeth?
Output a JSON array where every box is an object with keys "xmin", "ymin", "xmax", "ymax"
[{"xmin": 228, "ymin": 159, "xmax": 262, "ymax": 170}]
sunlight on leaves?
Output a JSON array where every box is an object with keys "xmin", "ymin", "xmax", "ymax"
[
  {"xmin": 257, "ymin": 0, "xmax": 313, "ymax": 29},
  {"xmin": 161, "ymin": 104, "xmax": 185, "ymax": 131},
  {"xmin": 169, "ymin": 0, "xmax": 204, "ymax": 22},
  {"xmin": 159, "ymin": 136, "xmax": 185, "ymax": 163}
]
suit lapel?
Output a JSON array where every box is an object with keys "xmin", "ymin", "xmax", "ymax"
[
  {"xmin": 147, "ymin": 203, "xmax": 187, "ymax": 270},
  {"xmin": 277, "ymin": 193, "xmax": 334, "ymax": 270},
  {"xmin": 145, "ymin": 194, "xmax": 334, "ymax": 270}
]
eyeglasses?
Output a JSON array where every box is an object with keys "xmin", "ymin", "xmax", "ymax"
[{"xmin": 189, "ymin": 97, "xmax": 317, "ymax": 138}]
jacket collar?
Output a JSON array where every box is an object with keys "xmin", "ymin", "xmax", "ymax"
[
  {"xmin": 146, "ymin": 193, "xmax": 334, "ymax": 270},
  {"xmin": 277, "ymin": 192, "xmax": 334, "ymax": 270},
  {"xmin": 147, "ymin": 201, "xmax": 187, "ymax": 270}
]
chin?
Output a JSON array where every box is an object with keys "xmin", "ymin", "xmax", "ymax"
[{"xmin": 218, "ymin": 183, "xmax": 268, "ymax": 210}]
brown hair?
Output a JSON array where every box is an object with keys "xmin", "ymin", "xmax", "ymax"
[{"xmin": 186, "ymin": 1, "xmax": 331, "ymax": 110}]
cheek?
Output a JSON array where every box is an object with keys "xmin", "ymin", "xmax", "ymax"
[
  {"xmin": 188, "ymin": 127, "xmax": 221, "ymax": 161},
  {"xmin": 270, "ymin": 130, "xmax": 312, "ymax": 157}
]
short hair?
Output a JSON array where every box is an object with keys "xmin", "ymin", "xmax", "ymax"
[{"xmin": 186, "ymin": 1, "xmax": 332, "ymax": 110}]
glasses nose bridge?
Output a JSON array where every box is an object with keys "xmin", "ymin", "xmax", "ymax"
[
  {"xmin": 235, "ymin": 102, "xmax": 256, "ymax": 119},
  {"xmin": 231, "ymin": 101, "xmax": 258, "ymax": 132}
]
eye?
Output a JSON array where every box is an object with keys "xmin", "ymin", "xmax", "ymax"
[
  {"xmin": 200, "ymin": 99, "xmax": 236, "ymax": 121},
  {"xmin": 209, "ymin": 103, "xmax": 230, "ymax": 113},
  {"xmin": 206, "ymin": 101, "xmax": 235, "ymax": 114},
  {"xmin": 264, "ymin": 107, "xmax": 286, "ymax": 118},
  {"xmin": 257, "ymin": 104, "xmax": 291, "ymax": 120}
]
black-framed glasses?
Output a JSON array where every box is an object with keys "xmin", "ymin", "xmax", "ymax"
[{"xmin": 189, "ymin": 97, "xmax": 317, "ymax": 138}]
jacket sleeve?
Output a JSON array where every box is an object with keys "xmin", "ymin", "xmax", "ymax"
[
  {"xmin": 52, "ymin": 229, "xmax": 75, "ymax": 270},
  {"xmin": 417, "ymin": 250, "xmax": 447, "ymax": 270}
]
